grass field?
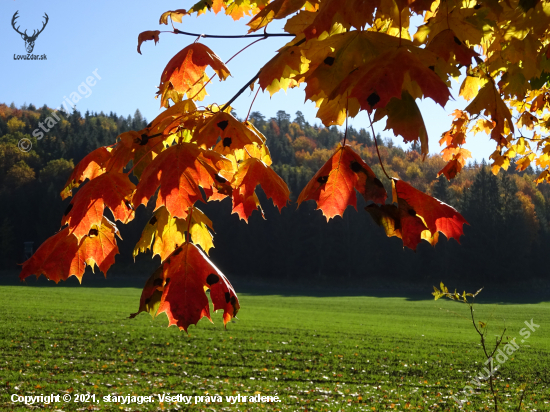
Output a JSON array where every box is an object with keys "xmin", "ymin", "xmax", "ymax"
[{"xmin": 0, "ymin": 276, "xmax": 548, "ymax": 411}]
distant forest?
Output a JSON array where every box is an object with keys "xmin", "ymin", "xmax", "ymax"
[{"xmin": 1, "ymin": 103, "xmax": 549, "ymax": 289}]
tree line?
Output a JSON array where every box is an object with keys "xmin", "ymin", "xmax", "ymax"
[{"xmin": 1, "ymin": 103, "xmax": 548, "ymax": 289}]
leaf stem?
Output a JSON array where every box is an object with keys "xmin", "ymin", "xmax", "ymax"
[
  {"xmin": 342, "ymin": 96, "xmax": 349, "ymax": 146},
  {"xmin": 220, "ymin": 71, "xmax": 261, "ymax": 113},
  {"xmin": 191, "ymin": 36, "xmax": 268, "ymax": 101},
  {"xmin": 246, "ymin": 87, "xmax": 261, "ymax": 122},
  {"xmin": 220, "ymin": 37, "xmax": 306, "ymax": 112},
  {"xmin": 368, "ymin": 111, "xmax": 390, "ymax": 180}
]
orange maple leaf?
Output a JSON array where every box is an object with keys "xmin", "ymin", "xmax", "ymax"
[
  {"xmin": 464, "ymin": 82, "xmax": 514, "ymax": 145},
  {"xmin": 298, "ymin": 145, "xmax": 387, "ymax": 220},
  {"xmin": 131, "ymin": 243, "xmax": 239, "ymax": 332},
  {"xmin": 20, "ymin": 218, "xmax": 120, "ymax": 283},
  {"xmin": 192, "ymin": 112, "xmax": 264, "ymax": 150},
  {"xmin": 346, "ymin": 47, "xmax": 450, "ymax": 112},
  {"xmin": 231, "ymin": 158, "xmax": 290, "ymax": 221},
  {"xmin": 157, "ymin": 43, "xmax": 231, "ymax": 106},
  {"xmin": 60, "ymin": 147, "xmax": 111, "ymax": 200},
  {"xmin": 393, "ymin": 179, "xmax": 468, "ymax": 243},
  {"xmin": 133, "ymin": 143, "xmax": 233, "ymax": 219},
  {"xmin": 248, "ymin": 0, "xmax": 317, "ymax": 32},
  {"xmin": 438, "ymin": 147, "xmax": 471, "ymax": 180},
  {"xmin": 62, "ymin": 173, "xmax": 135, "ymax": 242}
]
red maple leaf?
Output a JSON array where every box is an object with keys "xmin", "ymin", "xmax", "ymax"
[
  {"xmin": 393, "ymin": 179, "xmax": 468, "ymax": 243},
  {"xmin": 298, "ymin": 145, "xmax": 387, "ymax": 220},
  {"xmin": 62, "ymin": 173, "xmax": 135, "ymax": 241},
  {"xmin": 20, "ymin": 218, "xmax": 120, "ymax": 283},
  {"xmin": 131, "ymin": 243, "xmax": 239, "ymax": 332},
  {"xmin": 133, "ymin": 143, "xmax": 233, "ymax": 219},
  {"xmin": 231, "ymin": 158, "xmax": 290, "ymax": 221}
]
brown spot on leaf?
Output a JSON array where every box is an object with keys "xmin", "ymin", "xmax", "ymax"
[
  {"xmin": 149, "ymin": 216, "xmax": 157, "ymax": 226},
  {"xmin": 324, "ymin": 56, "xmax": 335, "ymax": 66},
  {"xmin": 367, "ymin": 93, "xmax": 380, "ymax": 108},
  {"xmin": 317, "ymin": 175, "xmax": 329, "ymax": 184},
  {"xmin": 350, "ymin": 161, "xmax": 362, "ymax": 173},
  {"xmin": 225, "ymin": 292, "xmax": 231, "ymax": 303},
  {"xmin": 88, "ymin": 228, "xmax": 99, "ymax": 237},
  {"xmin": 223, "ymin": 137, "xmax": 232, "ymax": 147},
  {"xmin": 217, "ymin": 120, "xmax": 229, "ymax": 131},
  {"xmin": 408, "ymin": 208, "xmax": 417, "ymax": 217},
  {"xmin": 206, "ymin": 274, "xmax": 219, "ymax": 285},
  {"xmin": 139, "ymin": 134, "xmax": 150, "ymax": 145}
]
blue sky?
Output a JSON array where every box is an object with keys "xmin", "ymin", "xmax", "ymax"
[{"xmin": 1, "ymin": 0, "xmax": 495, "ymax": 161}]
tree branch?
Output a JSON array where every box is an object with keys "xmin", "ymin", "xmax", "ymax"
[{"xmin": 175, "ymin": 29, "xmax": 294, "ymax": 39}]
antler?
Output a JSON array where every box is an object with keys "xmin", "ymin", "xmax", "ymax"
[
  {"xmin": 27, "ymin": 13, "xmax": 49, "ymax": 40},
  {"xmin": 11, "ymin": 11, "xmax": 26, "ymax": 37},
  {"xmin": 32, "ymin": 13, "xmax": 49, "ymax": 39}
]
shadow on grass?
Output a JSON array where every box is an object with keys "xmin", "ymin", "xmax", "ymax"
[{"xmin": 2, "ymin": 269, "xmax": 548, "ymax": 304}]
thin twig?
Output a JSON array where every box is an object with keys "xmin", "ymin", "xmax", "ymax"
[
  {"xmin": 174, "ymin": 29, "xmax": 294, "ymax": 39},
  {"xmin": 220, "ymin": 37, "xmax": 306, "ymax": 112},
  {"xmin": 367, "ymin": 111, "xmax": 390, "ymax": 180},
  {"xmin": 516, "ymin": 384, "xmax": 528, "ymax": 412}
]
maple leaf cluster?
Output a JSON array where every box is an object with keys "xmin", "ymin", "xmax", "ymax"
[{"xmin": 30, "ymin": 0, "xmax": 550, "ymax": 330}]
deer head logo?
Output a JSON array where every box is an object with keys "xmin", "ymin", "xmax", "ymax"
[{"xmin": 12, "ymin": 11, "xmax": 49, "ymax": 54}]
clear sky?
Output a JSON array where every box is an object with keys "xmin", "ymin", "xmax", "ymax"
[{"xmin": 1, "ymin": 0, "xmax": 495, "ymax": 161}]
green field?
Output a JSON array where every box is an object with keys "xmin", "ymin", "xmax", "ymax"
[{"xmin": 0, "ymin": 277, "xmax": 548, "ymax": 411}]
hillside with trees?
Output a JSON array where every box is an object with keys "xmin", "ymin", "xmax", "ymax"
[{"xmin": 1, "ymin": 103, "xmax": 549, "ymax": 289}]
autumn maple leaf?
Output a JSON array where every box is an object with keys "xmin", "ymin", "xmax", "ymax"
[
  {"xmin": 157, "ymin": 43, "xmax": 231, "ymax": 106},
  {"xmin": 60, "ymin": 146, "xmax": 111, "ymax": 200},
  {"xmin": 298, "ymin": 145, "xmax": 387, "ymax": 220},
  {"xmin": 131, "ymin": 243, "xmax": 239, "ymax": 332},
  {"xmin": 231, "ymin": 158, "xmax": 290, "ymax": 221},
  {"xmin": 247, "ymin": 0, "xmax": 318, "ymax": 32},
  {"xmin": 366, "ymin": 199, "xmax": 430, "ymax": 251},
  {"xmin": 393, "ymin": 179, "xmax": 468, "ymax": 243},
  {"xmin": 62, "ymin": 172, "xmax": 135, "ymax": 241},
  {"xmin": 134, "ymin": 206, "xmax": 214, "ymax": 261},
  {"xmin": 192, "ymin": 112, "xmax": 264, "ymax": 150},
  {"xmin": 464, "ymin": 82, "xmax": 514, "ymax": 145},
  {"xmin": 133, "ymin": 142, "xmax": 233, "ymax": 219},
  {"xmin": 345, "ymin": 47, "xmax": 451, "ymax": 112},
  {"xmin": 20, "ymin": 218, "xmax": 120, "ymax": 283}
]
